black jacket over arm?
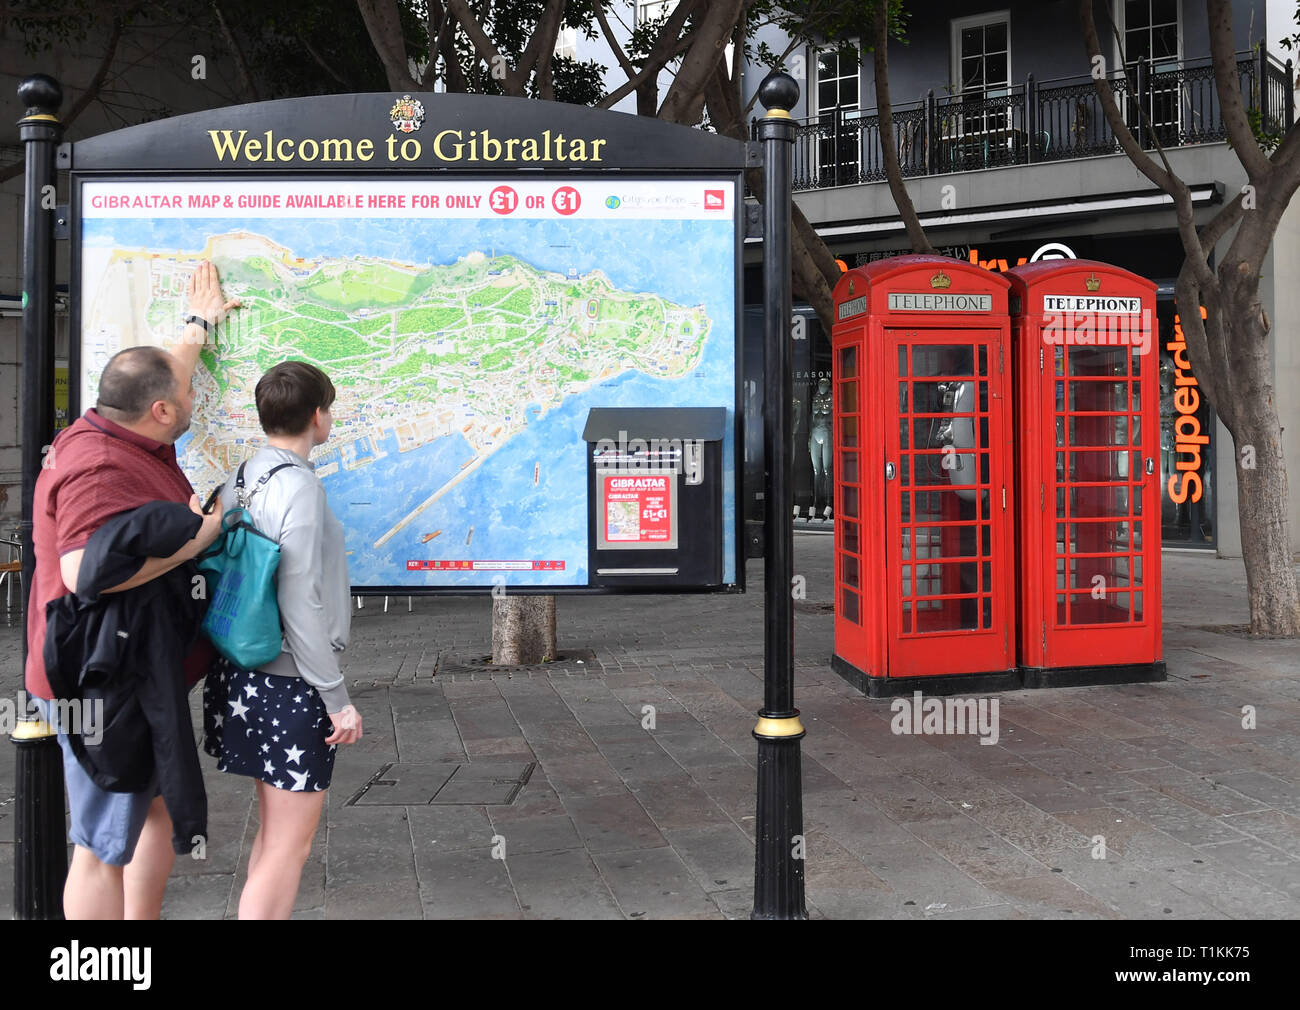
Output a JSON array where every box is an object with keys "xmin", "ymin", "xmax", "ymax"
[{"xmin": 44, "ymin": 501, "xmax": 209, "ymax": 855}]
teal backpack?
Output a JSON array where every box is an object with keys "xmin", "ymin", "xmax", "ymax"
[{"xmin": 197, "ymin": 461, "xmax": 297, "ymax": 670}]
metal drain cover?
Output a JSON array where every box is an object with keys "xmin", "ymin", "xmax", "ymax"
[{"xmin": 347, "ymin": 761, "xmax": 535, "ymax": 806}]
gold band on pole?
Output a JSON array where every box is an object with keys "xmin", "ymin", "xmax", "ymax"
[
  {"xmin": 19, "ymin": 113, "xmax": 60, "ymax": 123},
  {"xmin": 11, "ymin": 719, "xmax": 56, "ymax": 741},
  {"xmin": 763, "ymin": 108, "xmax": 792, "ymax": 120},
  {"xmin": 754, "ymin": 715, "xmax": 805, "ymax": 737}
]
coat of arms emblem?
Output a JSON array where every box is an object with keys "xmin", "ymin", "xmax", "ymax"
[{"xmin": 389, "ymin": 95, "xmax": 425, "ymax": 134}]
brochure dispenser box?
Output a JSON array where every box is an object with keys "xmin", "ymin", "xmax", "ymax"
[
  {"xmin": 830, "ymin": 256, "xmax": 1018, "ymax": 697},
  {"xmin": 1008, "ymin": 261, "xmax": 1165, "ymax": 687},
  {"xmin": 583, "ymin": 407, "xmax": 727, "ymax": 589}
]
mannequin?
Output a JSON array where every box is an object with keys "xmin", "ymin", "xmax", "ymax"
[
  {"xmin": 790, "ymin": 393, "xmax": 803, "ymax": 519},
  {"xmin": 809, "ymin": 377, "xmax": 833, "ymax": 518}
]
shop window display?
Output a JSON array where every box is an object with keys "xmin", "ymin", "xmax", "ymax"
[
  {"xmin": 793, "ymin": 311, "xmax": 834, "ymax": 520},
  {"xmin": 1157, "ymin": 300, "xmax": 1215, "ymax": 545}
]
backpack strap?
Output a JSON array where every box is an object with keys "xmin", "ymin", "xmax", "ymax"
[{"xmin": 234, "ymin": 461, "xmax": 298, "ymax": 508}]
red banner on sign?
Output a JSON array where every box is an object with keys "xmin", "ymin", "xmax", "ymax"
[{"xmin": 406, "ymin": 560, "xmax": 566, "ymax": 570}]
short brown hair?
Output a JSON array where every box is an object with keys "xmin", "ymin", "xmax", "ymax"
[{"xmin": 255, "ymin": 361, "xmax": 336, "ymax": 436}]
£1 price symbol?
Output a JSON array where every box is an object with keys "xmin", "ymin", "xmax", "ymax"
[
  {"xmin": 552, "ymin": 186, "xmax": 581, "ymax": 215},
  {"xmin": 490, "ymin": 185, "xmax": 518, "ymax": 215}
]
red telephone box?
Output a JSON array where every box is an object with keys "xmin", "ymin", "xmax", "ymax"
[
  {"xmin": 830, "ymin": 256, "xmax": 1018, "ymax": 697},
  {"xmin": 1008, "ymin": 260, "xmax": 1165, "ymax": 686}
]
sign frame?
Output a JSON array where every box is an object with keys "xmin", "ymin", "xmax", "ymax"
[{"xmin": 63, "ymin": 93, "xmax": 747, "ymax": 596}]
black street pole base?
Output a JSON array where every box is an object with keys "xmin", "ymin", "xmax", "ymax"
[
  {"xmin": 13, "ymin": 721, "xmax": 67, "ymax": 920},
  {"xmin": 751, "ymin": 719, "xmax": 807, "ymax": 920}
]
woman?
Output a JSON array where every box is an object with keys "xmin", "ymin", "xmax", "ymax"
[{"xmin": 203, "ymin": 360, "xmax": 362, "ymax": 919}]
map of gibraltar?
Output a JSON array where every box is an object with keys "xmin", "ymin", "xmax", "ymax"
[{"xmin": 79, "ymin": 188, "xmax": 737, "ymax": 588}]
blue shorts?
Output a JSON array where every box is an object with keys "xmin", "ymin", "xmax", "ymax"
[{"xmin": 32, "ymin": 697, "xmax": 161, "ymax": 867}]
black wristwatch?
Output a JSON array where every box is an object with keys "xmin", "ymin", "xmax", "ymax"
[{"xmin": 183, "ymin": 313, "xmax": 212, "ymax": 332}]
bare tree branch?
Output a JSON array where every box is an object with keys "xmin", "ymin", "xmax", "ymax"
[
  {"xmin": 596, "ymin": 0, "xmax": 699, "ymax": 110},
  {"xmin": 515, "ymin": 0, "xmax": 566, "ymax": 99},
  {"xmin": 1, "ymin": 12, "xmax": 127, "ymax": 183},
  {"xmin": 211, "ymin": 1, "xmax": 258, "ymax": 102},
  {"xmin": 659, "ymin": 0, "xmax": 743, "ymax": 124},
  {"xmin": 445, "ymin": 0, "xmax": 509, "ymax": 88},
  {"xmin": 871, "ymin": 4, "xmax": 933, "ymax": 254},
  {"xmin": 1224, "ymin": 162, "xmax": 1300, "ymax": 272},
  {"xmin": 743, "ymin": 33, "xmax": 802, "ymax": 117},
  {"xmin": 63, "ymin": 14, "xmax": 126, "ymax": 123},
  {"xmin": 356, "ymin": 0, "xmax": 421, "ymax": 90},
  {"xmin": 1078, "ymin": 3, "xmax": 1174, "ymax": 190},
  {"xmin": 1078, "ymin": 0, "xmax": 1215, "ymax": 291},
  {"xmin": 426, "ymin": 2, "xmax": 467, "ymax": 93},
  {"xmin": 1174, "ymin": 265, "xmax": 1232, "ymax": 427},
  {"xmin": 703, "ymin": 49, "xmax": 839, "ymax": 329},
  {"xmin": 296, "ymin": 28, "xmax": 353, "ymax": 88},
  {"xmin": 1197, "ymin": 189, "xmax": 1247, "ymax": 257},
  {"xmin": 1207, "ymin": 0, "xmax": 1272, "ymax": 181},
  {"xmin": 593, "ymin": 1, "xmax": 638, "ymax": 81}
]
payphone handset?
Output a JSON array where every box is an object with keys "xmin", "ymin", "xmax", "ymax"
[{"xmin": 932, "ymin": 381, "xmax": 979, "ymax": 503}]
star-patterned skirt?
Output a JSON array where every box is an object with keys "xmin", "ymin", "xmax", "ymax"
[{"xmin": 202, "ymin": 658, "xmax": 338, "ymax": 793}]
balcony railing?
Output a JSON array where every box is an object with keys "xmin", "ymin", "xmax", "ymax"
[{"xmin": 771, "ymin": 49, "xmax": 1294, "ymax": 192}]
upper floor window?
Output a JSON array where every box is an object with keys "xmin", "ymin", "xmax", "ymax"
[
  {"xmin": 636, "ymin": 1, "xmax": 678, "ymax": 26},
  {"xmin": 1116, "ymin": 0, "xmax": 1182, "ymax": 144},
  {"xmin": 555, "ymin": 26, "xmax": 578, "ymax": 61},
  {"xmin": 811, "ymin": 44, "xmax": 861, "ymax": 185},
  {"xmin": 951, "ymin": 11, "xmax": 1011, "ymax": 137},
  {"xmin": 1123, "ymin": 0, "xmax": 1181, "ymax": 71},
  {"xmin": 815, "ymin": 45, "xmax": 860, "ymax": 114},
  {"xmin": 952, "ymin": 11, "xmax": 1010, "ymax": 101}
]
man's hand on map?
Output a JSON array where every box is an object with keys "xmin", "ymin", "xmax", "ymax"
[{"xmin": 186, "ymin": 260, "xmax": 241, "ymax": 336}]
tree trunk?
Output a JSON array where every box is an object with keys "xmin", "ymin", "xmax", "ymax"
[
  {"xmin": 791, "ymin": 210, "xmax": 837, "ymax": 330},
  {"xmin": 491, "ymin": 595, "xmax": 557, "ymax": 664},
  {"xmin": 1232, "ymin": 419, "xmax": 1300, "ymax": 636},
  {"xmin": 1219, "ymin": 285, "xmax": 1300, "ymax": 636}
]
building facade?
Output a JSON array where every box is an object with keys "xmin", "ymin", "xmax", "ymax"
[{"xmin": 740, "ymin": 0, "xmax": 1300, "ymax": 558}]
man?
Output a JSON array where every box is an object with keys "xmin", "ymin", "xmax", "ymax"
[{"xmin": 25, "ymin": 261, "xmax": 238, "ymax": 919}]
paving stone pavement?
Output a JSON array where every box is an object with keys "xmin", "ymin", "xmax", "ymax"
[{"xmin": 3, "ymin": 533, "xmax": 1300, "ymax": 919}]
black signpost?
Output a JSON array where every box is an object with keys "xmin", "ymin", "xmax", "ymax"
[
  {"xmin": 13, "ymin": 74, "xmax": 68, "ymax": 921},
  {"xmin": 15, "ymin": 74, "xmax": 807, "ymax": 922},
  {"xmin": 752, "ymin": 73, "xmax": 807, "ymax": 920}
]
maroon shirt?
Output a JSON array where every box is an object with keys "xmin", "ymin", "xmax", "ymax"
[{"xmin": 26, "ymin": 409, "xmax": 196, "ymax": 700}]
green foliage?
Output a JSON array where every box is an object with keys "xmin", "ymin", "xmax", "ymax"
[
  {"xmin": 6, "ymin": 0, "xmax": 119, "ymax": 54},
  {"xmin": 1246, "ymin": 107, "xmax": 1285, "ymax": 154},
  {"xmin": 533, "ymin": 56, "xmax": 608, "ymax": 106},
  {"xmin": 747, "ymin": 0, "xmax": 912, "ymax": 73}
]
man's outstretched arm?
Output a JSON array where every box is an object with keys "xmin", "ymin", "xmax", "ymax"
[{"xmin": 168, "ymin": 260, "xmax": 240, "ymax": 385}]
